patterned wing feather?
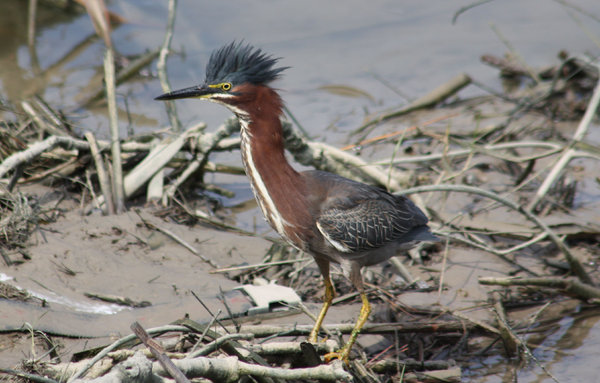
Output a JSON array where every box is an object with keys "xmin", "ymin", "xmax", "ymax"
[{"xmin": 317, "ymin": 194, "xmax": 426, "ymax": 253}]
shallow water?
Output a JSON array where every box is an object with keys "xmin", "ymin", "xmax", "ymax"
[
  {"xmin": 2, "ymin": 0, "xmax": 600, "ymax": 140},
  {"xmin": 1, "ymin": 0, "xmax": 600, "ymax": 379},
  {"xmin": 465, "ymin": 306, "xmax": 600, "ymax": 382}
]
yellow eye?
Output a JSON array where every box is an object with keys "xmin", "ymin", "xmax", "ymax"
[{"xmin": 221, "ymin": 82, "xmax": 232, "ymax": 91}]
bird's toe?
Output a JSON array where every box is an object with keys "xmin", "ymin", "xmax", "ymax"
[{"xmin": 324, "ymin": 349, "xmax": 350, "ymax": 365}]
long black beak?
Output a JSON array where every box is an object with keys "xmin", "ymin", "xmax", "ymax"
[{"xmin": 154, "ymin": 85, "xmax": 217, "ymax": 101}]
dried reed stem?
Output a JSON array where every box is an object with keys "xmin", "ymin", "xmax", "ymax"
[{"xmin": 103, "ymin": 48, "xmax": 125, "ymax": 213}]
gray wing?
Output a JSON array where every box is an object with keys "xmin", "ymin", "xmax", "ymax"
[{"xmin": 311, "ymin": 171, "xmax": 429, "ymax": 254}]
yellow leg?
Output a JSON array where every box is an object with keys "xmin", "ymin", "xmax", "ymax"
[
  {"xmin": 308, "ymin": 260, "xmax": 335, "ymax": 343},
  {"xmin": 324, "ymin": 291, "xmax": 371, "ymax": 364},
  {"xmin": 324, "ymin": 264, "xmax": 370, "ymax": 364}
]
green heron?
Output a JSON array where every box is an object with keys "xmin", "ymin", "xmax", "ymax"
[{"xmin": 156, "ymin": 42, "xmax": 437, "ymax": 363}]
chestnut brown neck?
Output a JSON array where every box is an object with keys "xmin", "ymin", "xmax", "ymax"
[{"xmin": 229, "ymin": 84, "xmax": 312, "ymax": 246}]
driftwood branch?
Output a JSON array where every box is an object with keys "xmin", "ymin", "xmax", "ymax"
[{"xmin": 56, "ymin": 326, "xmax": 349, "ymax": 383}]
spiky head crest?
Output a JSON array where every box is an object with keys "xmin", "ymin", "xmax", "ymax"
[{"xmin": 204, "ymin": 42, "xmax": 288, "ymax": 86}]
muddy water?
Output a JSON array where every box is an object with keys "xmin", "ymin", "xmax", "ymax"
[{"xmin": 1, "ymin": 0, "xmax": 600, "ymax": 379}]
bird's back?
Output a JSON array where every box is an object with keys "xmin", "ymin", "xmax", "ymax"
[{"xmin": 301, "ymin": 170, "xmax": 436, "ymax": 266}]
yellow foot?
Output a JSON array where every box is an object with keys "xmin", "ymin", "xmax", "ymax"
[{"xmin": 324, "ymin": 349, "xmax": 350, "ymax": 365}]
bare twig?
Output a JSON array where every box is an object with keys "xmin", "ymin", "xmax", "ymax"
[
  {"xmin": 370, "ymin": 358, "xmax": 456, "ymax": 373},
  {"xmin": 131, "ymin": 321, "xmax": 191, "ymax": 383},
  {"xmin": 245, "ymin": 340, "xmax": 338, "ymax": 356},
  {"xmin": 85, "ymin": 132, "xmax": 114, "ymax": 215},
  {"xmin": 81, "ymin": 0, "xmax": 112, "ymax": 48},
  {"xmin": 27, "ymin": 0, "xmax": 39, "ymax": 73},
  {"xmin": 84, "ymin": 292, "xmax": 150, "ymax": 308},
  {"xmin": 484, "ymin": 288, "xmax": 561, "ymax": 382},
  {"xmin": 452, "ymin": 0, "xmax": 494, "ymax": 24},
  {"xmin": 490, "ymin": 23, "xmax": 540, "ymax": 84},
  {"xmin": 449, "ymin": 309, "xmax": 500, "ymax": 335},
  {"xmin": 21, "ymin": 100, "xmax": 65, "ymax": 137},
  {"xmin": 552, "ymin": 0, "xmax": 600, "ymax": 23},
  {"xmin": 341, "ymin": 113, "xmax": 457, "ymax": 151},
  {"xmin": 157, "ymin": 0, "xmax": 181, "ymax": 132}
]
